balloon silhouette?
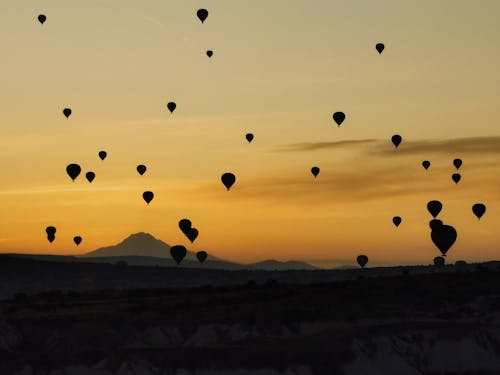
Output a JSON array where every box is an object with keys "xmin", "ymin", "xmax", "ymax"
[
  {"xmin": 142, "ymin": 191, "xmax": 154, "ymax": 204},
  {"xmin": 357, "ymin": 255, "xmax": 368, "ymax": 268},
  {"xmin": 375, "ymin": 43, "xmax": 385, "ymax": 54},
  {"xmin": 46, "ymin": 226, "xmax": 56, "ymax": 243},
  {"xmin": 392, "ymin": 216, "xmax": 402, "ymax": 227},
  {"xmin": 197, "ymin": 9, "xmax": 208, "ymax": 23},
  {"xmin": 167, "ymin": 102, "xmax": 176, "ymax": 113},
  {"xmin": 452, "ymin": 173, "xmax": 461, "ymax": 184},
  {"xmin": 246, "ymin": 133, "xmax": 254, "ymax": 143},
  {"xmin": 137, "ymin": 165, "xmax": 147, "ymax": 176},
  {"xmin": 472, "ymin": 203, "xmax": 486, "ymax": 219},
  {"xmin": 433, "ymin": 256, "xmax": 445, "ymax": 267},
  {"xmin": 206, "ymin": 50, "xmax": 213, "ymax": 58},
  {"xmin": 186, "ymin": 228, "xmax": 199, "ymax": 243},
  {"xmin": 66, "ymin": 164, "xmax": 81, "ymax": 181},
  {"xmin": 431, "ymin": 223, "xmax": 457, "ymax": 256},
  {"xmin": 63, "ymin": 108, "xmax": 72, "ymax": 118},
  {"xmin": 311, "ymin": 167, "xmax": 320, "ymax": 178},
  {"xmin": 178, "ymin": 219, "xmax": 199, "ymax": 243},
  {"xmin": 221, "ymin": 172, "xmax": 236, "ymax": 190},
  {"xmin": 47, "ymin": 235, "xmax": 55, "ymax": 243},
  {"xmin": 73, "ymin": 236, "xmax": 82, "ymax": 246},
  {"xmin": 98, "ymin": 151, "xmax": 107, "ymax": 161},
  {"xmin": 85, "ymin": 172, "xmax": 95, "ymax": 183},
  {"xmin": 427, "ymin": 200, "xmax": 442, "ymax": 218},
  {"xmin": 422, "ymin": 160, "xmax": 431, "ymax": 170},
  {"xmin": 429, "ymin": 219, "xmax": 443, "ymax": 231},
  {"xmin": 332, "ymin": 112, "xmax": 345, "ymax": 126},
  {"xmin": 391, "ymin": 134, "xmax": 402, "ymax": 148},
  {"xmin": 38, "ymin": 15, "xmax": 46, "ymax": 24},
  {"xmin": 453, "ymin": 158, "xmax": 462, "ymax": 170},
  {"xmin": 170, "ymin": 245, "xmax": 187, "ymax": 264},
  {"xmin": 196, "ymin": 251, "xmax": 208, "ymax": 264}
]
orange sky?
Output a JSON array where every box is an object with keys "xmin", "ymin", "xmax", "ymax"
[{"xmin": 1, "ymin": 1, "xmax": 499, "ymax": 267}]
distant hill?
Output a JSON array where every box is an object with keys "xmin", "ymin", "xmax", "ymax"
[{"xmin": 248, "ymin": 260, "xmax": 317, "ymax": 271}]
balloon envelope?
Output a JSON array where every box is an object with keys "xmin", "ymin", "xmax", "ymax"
[
  {"xmin": 98, "ymin": 151, "xmax": 107, "ymax": 160},
  {"xmin": 47, "ymin": 234, "xmax": 55, "ymax": 243},
  {"xmin": 196, "ymin": 251, "xmax": 208, "ymax": 264},
  {"xmin": 179, "ymin": 219, "xmax": 192, "ymax": 233},
  {"xmin": 45, "ymin": 226, "xmax": 56, "ymax": 236},
  {"xmin": 357, "ymin": 255, "xmax": 368, "ymax": 268},
  {"xmin": 452, "ymin": 173, "xmax": 461, "ymax": 184},
  {"xmin": 167, "ymin": 102, "xmax": 176, "ymax": 113},
  {"xmin": 311, "ymin": 167, "xmax": 320, "ymax": 177},
  {"xmin": 391, "ymin": 134, "xmax": 402, "ymax": 148},
  {"xmin": 245, "ymin": 133, "xmax": 254, "ymax": 143},
  {"xmin": 221, "ymin": 172, "xmax": 236, "ymax": 190},
  {"xmin": 206, "ymin": 50, "xmax": 213, "ymax": 58},
  {"xmin": 142, "ymin": 191, "xmax": 154, "ymax": 204},
  {"xmin": 422, "ymin": 160, "xmax": 431, "ymax": 170},
  {"xmin": 427, "ymin": 200, "xmax": 442, "ymax": 218},
  {"xmin": 85, "ymin": 171, "xmax": 95, "ymax": 183},
  {"xmin": 392, "ymin": 216, "xmax": 402, "ymax": 227},
  {"xmin": 453, "ymin": 158, "xmax": 462, "ymax": 170},
  {"xmin": 63, "ymin": 108, "xmax": 72, "ymax": 118},
  {"xmin": 73, "ymin": 236, "xmax": 82, "ymax": 245},
  {"xmin": 136, "ymin": 165, "xmax": 147, "ymax": 175},
  {"xmin": 197, "ymin": 9, "xmax": 208, "ymax": 23},
  {"xmin": 375, "ymin": 43, "xmax": 385, "ymax": 54},
  {"xmin": 429, "ymin": 219, "xmax": 443, "ymax": 231},
  {"xmin": 431, "ymin": 224, "xmax": 457, "ymax": 256},
  {"xmin": 38, "ymin": 15, "xmax": 46, "ymax": 24},
  {"xmin": 332, "ymin": 112, "xmax": 345, "ymax": 126},
  {"xmin": 171, "ymin": 245, "xmax": 187, "ymax": 264},
  {"xmin": 66, "ymin": 164, "xmax": 81, "ymax": 181},
  {"xmin": 186, "ymin": 228, "xmax": 198, "ymax": 243},
  {"xmin": 472, "ymin": 203, "xmax": 486, "ymax": 219}
]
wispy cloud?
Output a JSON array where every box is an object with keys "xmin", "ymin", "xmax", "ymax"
[{"xmin": 274, "ymin": 139, "xmax": 377, "ymax": 152}]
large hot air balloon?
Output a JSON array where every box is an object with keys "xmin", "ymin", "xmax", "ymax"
[
  {"xmin": 63, "ymin": 108, "xmax": 72, "ymax": 118},
  {"xmin": 38, "ymin": 15, "xmax": 46, "ymax": 24},
  {"xmin": 143, "ymin": 191, "xmax": 154, "ymax": 204},
  {"xmin": 85, "ymin": 172, "xmax": 95, "ymax": 183},
  {"xmin": 73, "ymin": 236, "xmax": 82, "ymax": 246},
  {"xmin": 167, "ymin": 102, "xmax": 176, "ymax": 113},
  {"xmin": 206, "ymin": 50, "xmax": 213, "ymax": 58},
  {"xmin": 311, "ymin": 167, "xmax": 320, "ymax": 178},
  {"xmin": 422, "ymin": 160, "xmax": 430, "ymax": 170},
  {"xmin": 431, "ymin": 223, "xmax": 457, "ymax": 256},
  {"xmin": 392, "ymin": 216, "xmax": 402, "ymax": 227},
  {"xmin": 171, "ymin": 245, "xmax": 187, "ymax": 264},
  {"xmin": 98, "ymin": 151, "xmax": 107, "ymax": 161},
  {"xmin": 357, "ymin": 255, "xmax": 368, "ymax": 268},
  {"xmin": 332, "ymin": 112, "xmax": 345, "ymax": 126},
  {"xmin": 66, "ymin": 164, "xmax": 81, "ymax": 181},
  {"xmin": 452, "ymin": 173, "xmax": 461, "ymax": 184},
  {"xmin": 197, "ymin": 9, "xmax": 208, "ymax": 23},
  {"xmin": 427, "ymin": 200, "xmax": 442, "ymax": 218},
  {"xmin": 472, "ymin": 203, "xmax": 486, "ymax": 219},
  {"xmin": 453, "ymin": 158, "xmax": 462, "ymax": 170},
  {"xmin": 245, "ymin": 133, "xmax": 254, "ymax": 143},
  {"xmin": 375, "ymin": 43, "xmax": 385, "ymax": 54},
  {"xmin": 196, "ymin": 251, "xmax": 208, "ymax": 264},
  {"xmin": 137, "ymin": 165, "xmax": 147, "ymax": 176},
  {"xmin": 391, "ymin": 134, "xmax": 402, "ymax": 148},
  {"xmin": 221, "ymin": 172, "xmax": 236, "ymax": 190},
  {"xmin": 433, "ymin": 256, "xmax": 445, "ymax": 267}
]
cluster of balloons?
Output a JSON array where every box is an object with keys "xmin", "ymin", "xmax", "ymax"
[
  {"xmin": 171, "ymin": 219, "xmax": 208, "ymax": 265},
  {"xmin": 45, "ymin": 226, "xmax": 82, "ymax": 246},
  {"xmin": 421, "ymin": 157, "xmax": 464, "ymax": 185}
]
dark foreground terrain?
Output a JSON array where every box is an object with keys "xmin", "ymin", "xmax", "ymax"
[{"xmin": 0, "ymin": 258, "xmax": 500, "ymax": 374}]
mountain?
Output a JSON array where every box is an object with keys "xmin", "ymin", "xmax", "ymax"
[{"xmin": 248, "ymin": 259, "xmax": 317, "ymax": 271}]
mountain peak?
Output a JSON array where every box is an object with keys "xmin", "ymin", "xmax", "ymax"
[{"xmin": 83, "ymin": 232, "xmax": 171, "ymax": 258}]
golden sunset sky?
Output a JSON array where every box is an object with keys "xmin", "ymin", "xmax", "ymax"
[{"xmin": 1, "ymin": 0, "xmax": 499, "ymax": 267}]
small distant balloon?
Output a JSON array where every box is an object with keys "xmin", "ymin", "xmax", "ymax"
[
  {"xmin": 422, "ymin": 160, "xmax": 431, "ymax": 170},
  {"xmin": 38, "ymin": 15, "xmax": 46, "ymax": 24},
  {"xmin": 85, "ymin": 172, "xmax": 95, "ymax": 183},
  {"xmin": 375, "ymin": 43, "xmax": 385, "ymax": 54},
  {"xmin": 311, "ymin": 167, "xmax": 320, "ymax": 178},
  {"xmin": 63, "ymin": 108, "xmax": 72, "ymax": 118},
  {"xmin": 245, "ymin": 133, "xmax": 254, "ymax": 143},
  {"xmin": 221, "ymin": 172, "xmax": 236, "ymax": 190},
  {"xmin": 433, "ymin": 256, "xmax": 445, "ymax": 267},
  {"xmin": 392, "ymin": 216, "xmax": 402, "ymax": 227},
  {"xmin": 391, "ymin": 134, "xmax": 402, "ymax": 148},
  {"xmin": 186, "ymin": 228, "xmax": 199, "ymax": 243},
  {"xmin": 472, "ymin": 203, "xmax": 486, "ymax": 219},
  {"xmin": 66, "ymin": 164, "xmax": 81, "ymax": 181},
  {"xmin": 137, "ymin": 165, "xmax": 147, "ymax": 176},
  {"xmin": 167, "ymin": 102, "xmax": 176, "ymax": 113},
  {"xmin": 73, "ymin": 236, "xmax": 82, "ymax": 246},
  {"xmin": 453, "ymin": 158, "xmax": 462, "ymax": 170},
  {"xmin": 431, "ymin": 223, "xmax": 457, "ymax": 256},
  {"xmin": 178, "ymin": 219, "xmax": 198, "ymax": 243},
  {"xmin": 46, "ymin": 226, "xmax": 56, "ymax": 243},
  {"xmin": 206, "ymin": 50, "xmax": 213, "ymax": 58},
  {"xmin": 357, "ymin": 255, "xmax": 368, "ymax": 268},
  {"xmin": 452, "ymin": 173, "xmax": 461, "ymax": 184},
  {"xmin": 197, "ymin": 9, "xmax": 208, "ymax": 23},
  {"xmin": 427, "ymin": 200, "xmax": 442, "ymax": 218},
  {"xmin": 143, "ymin": 191, "xmax": 154, "ymax": 204},
  {"xmin": 196, "ymin": 251, "xmax": 208, "ymax": 264},
  {"xmin": 332, "ymin": 112, "xmax": 345, "ymax": 126},
  {"xmin": 98, "ymin": 151, "xmax": 107, "ymax": 161},
  {"xmin": 171, "ymin": 245, "xmax": 187, "ymax": 264}
]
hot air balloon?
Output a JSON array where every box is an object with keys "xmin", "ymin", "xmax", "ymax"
[
  {"xmin": 46, "ymin": 226, "xmax": 56, "ymax": 243},
  {"xmin": 453, "ymin": 158, "xmax": 462, "ymax": 170},
  {"xmin": 167, "ymin": 102, "xmax": 176, "ymax": 113},
  {"xmin": 431, "ymin": 223, "xmax": 457, "ymax": 256},
  {"xmin": 427, "ymin": 200, "xmax": 442, "ymax": 218},
  {"xmin": 452, "ymin": 173, "xmax": 461, "ymax": 184},
  {"xmin": 245, "ymin": 133, "xmax": 254, "ymax": 143},
  {"xmin": 63, "ymin": 108, "xmax": 72, "ymax": 118},
  {"xmin": 196, "ymin": 251, "xmax": 208, "ymax": 264},
  {"xmin": 171, "ymin": 245, "xmax": 187, "ymax": 264},
  {"xmin": 186, "ymin": 228, "xmax": 198, "ymax": 243},
  {"xmin": 206, "ymin": 50, "xmax": 213, "ymax": 58},
  {"xmin": 143, "ymin": 191, "xmax": 154, "ymax": 204},
  {"xmin": 472, "ymin": 203, "xmax": 486, "ymax": 219},
  {"xmin": 433, "ymin": 256, "xmax": 445, "ymax": 267},
  {"xmin": 332, "ymin": 112, "xmax": 345, "ymax": 126},
  {"xmin": 73, "ymin": 236, "xmax": 82, "ymax": 246},
  {"xmin": 391, "ymin": 134, "xmax": 402, "ymax": 148},
  {"xmin": 197, "ymin": 9, "xmax": 208, "ymax": 23},
  {"xmin": 98, "ymin": 151, "xmax": 107, "ymax": 161},
  {"xmin": 179, "ymin": 219, "xmax": 192, "ymax": 234},
  {"xmin": 375, "ymin": 43, "xmax": 385, "ymax": 54},
  {"xmin": 66, "ymin": 164, "xmax": 81, "ymax": 181},
  {"xmin": 357, "ymin": 255, "xmax": 368, "ymax": 268},
  {"xmin": 311, "ymin": 167, "xmax": 320, "ymax": 178},
  {"xmin": 429, "ymin": 219, "xmax": 443, "ymax": 231},
  {"xmin": 137, "ymin": 165, "xmax": 147, "ymax": 176},
  {"xmin": 85, "ymin": 172, "xmax": 95, "ymax": 183},
  {"xmin": 38, "ymin": 15, "xmax": 46, "ymax": 24},
  {"xmin": 392, "ymin": 216, "xmax": 402, "ymax": 227},
  {"xmin": 422, "ymin": 160, "xmax": 430, "ymax": 170},
  {"xmin": 221, "ymin": 172, "xmax": 236, "ymax": 190}
]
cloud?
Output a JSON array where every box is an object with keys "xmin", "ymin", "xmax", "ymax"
[{"xmin": 274, "ymin": 139, "xmax": 377, "ymax": 152}]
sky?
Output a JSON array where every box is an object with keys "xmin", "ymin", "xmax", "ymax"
[{"xmin": 1, "ymin": 0, "xmax": 499, "ymax": 267}]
